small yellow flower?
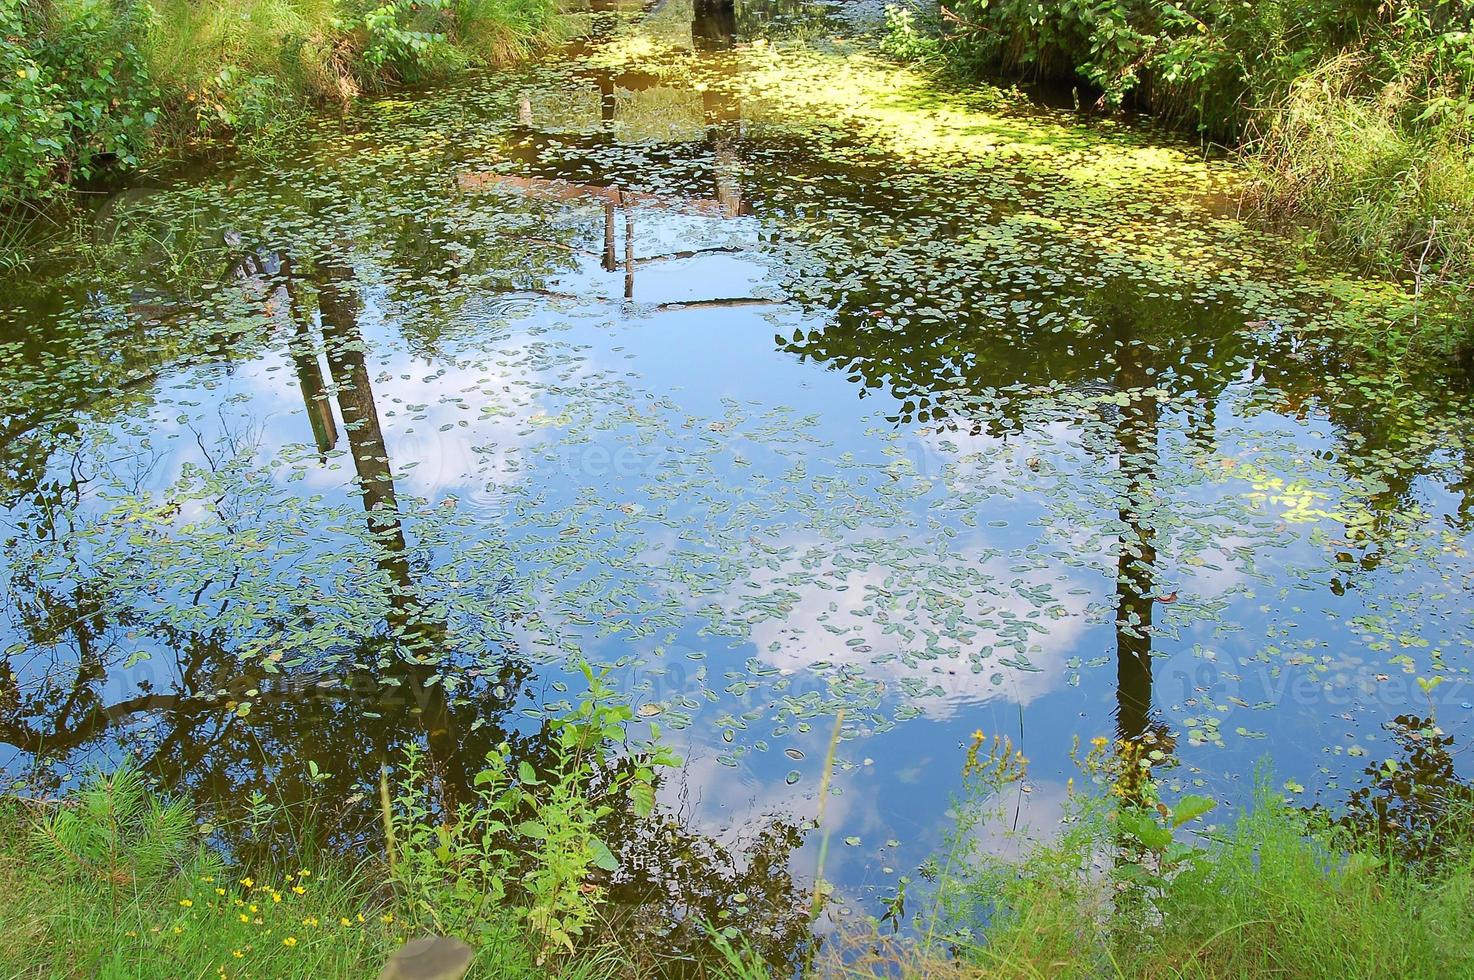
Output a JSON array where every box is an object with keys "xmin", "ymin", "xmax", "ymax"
[
  {"xmin": 249, "ymin": 904, "xmax": 259, "ymax": 913},
  {"xmin": 239, "ymin": 914, "xmax": 250, "ymax": 923},
  {"xmin": 125, "ymin": 931, "xmax": 138, "ymax": 938},
  {"xmin": 380, "ymin": 914, "xmax": 394, "ymax": 924},
  {"xmin": 292, "ymin": 885, "xmax": 305, "ymax": 895},
  {"xmin": 971, "ymin": 729, "xmax": 984, "ymax": 740},
  {"xmin": 240, "ymin": 878, "xmax": 254, "ymax": 888},
  {"xmin": 200, "ymin": 876, "xmax": 215, "ymax": 883},
  {"xmin": 339, "ymin": 917, "xmax": 351, "ymax": 927},
  {"xmin": 179, "ymin": 899, "xmax": 193, "ymax": 908},
  {"xmin": 232, "ymin": 950, "xmax": 244, "ymax": 959},
  {"xmin": 356, "ymin": 913, "xmax": 366, "ymax": 924},
  {"xmin": 298, "ymin": 870, "xmax": 310, "ymax": 878},
  {"xmin": 215, "ymin": 888, "xmax": 226, "ymax": 896},
  {"xmin": 173, "ymin": 925, "xmax": 184, "ymax": 935},
  {"xmin": 272, "ymin": 892, "xmax": 283, "ymax": 903},
  {"xmin": 282, "ymin": 936, "xmax": 297, "ymax": 947},
  {"xmin": 301, "ymin": 916, "xmax": 319, "ymax": 927}
]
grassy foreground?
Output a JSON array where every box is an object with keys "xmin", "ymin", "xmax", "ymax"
[
  {"xmin": 1, "ymin": 0, "xmax": 563, "ymax": 201},
  {"xmin": 0, "ymin": 771, "xmax": 400, "ymax": 978},
  {"xmin": 0, "ymin": 767, "xmax": 612, "ymax": 979},
  {"xmin": 6, "ymin": 734, "xmax": 1474, "ymax": 978},
  {"xmin": 0, "ymin": 668, "xmax": 670, "ymax": 978},
  {"xmin": 828, "ymin": 731, "xmax": 1474, "ymax": 980}
]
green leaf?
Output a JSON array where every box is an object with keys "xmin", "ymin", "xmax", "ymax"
[
  {"xmin": 629, "ymin": 779, "xmax": 655, "ymax": 818},
  {"xmin": 1119, "ymin": 809, "xmax": 1173, "ymax": 850},
  {"xmin": 588, "ymin": 836, "xmax": 619, "ymax": 872},
  {"xmin": 1170, "ymin": 794, "xmax": 1217, "ymax": 827}
]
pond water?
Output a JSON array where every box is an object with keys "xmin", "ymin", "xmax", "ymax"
[{"xmin": 2, "ymin": 0, "xmax": 1473, "ymax": 965}]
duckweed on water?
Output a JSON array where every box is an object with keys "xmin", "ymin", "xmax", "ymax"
[{"xmin": 0, "ymin": 0, "xmax": 1470, "ymax": 969}]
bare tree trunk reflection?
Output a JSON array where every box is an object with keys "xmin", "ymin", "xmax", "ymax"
[
  {"xmin": 309, "ymin": 257, "xmax": 467, "ymax": 805},
  {"xmin": 284, "ymin": 260, "xmax": 338, "ymax": 456}
]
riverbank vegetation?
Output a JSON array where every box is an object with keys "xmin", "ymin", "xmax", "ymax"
[
  {"xmin": 0, "ymin": 0, "xmax": 562, "ymax": 201},
  {"xmin": 881, "ymin": 0, "xmax": 1474, "ymax": 360},
  {"xmin": 804, "ymin": 727, "xmax": 1474, "ymax": 979},
  {"xmin": 13, "ymin": 722, "xmax": 1474, "ymax": 978},
  {"xmin": 0, "ymin": 667, "xmax": 658, "ymax": 978}
]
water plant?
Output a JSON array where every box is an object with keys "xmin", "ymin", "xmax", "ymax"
[{"xmin": 386, "ymin": 661, "xmax": 680, "ymax": 962}]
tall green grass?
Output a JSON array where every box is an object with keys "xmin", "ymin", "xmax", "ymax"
[
  {"xmin": 0, "ymin": 759, "xmax": 629, "ymax": 978},
  {"xmin": 0, "ymin": 765, "xmax": 408, "ymax": 978},
  {"xmin": 1244, "ymin": 52, "xmax": 1474, "ymax": 356},
  {"xmin": 889, "ymin": 733, "xmax": 1474, "ymax": 980}
]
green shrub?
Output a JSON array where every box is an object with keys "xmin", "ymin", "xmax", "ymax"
[
  {"xmin": 0, "ymin": 0, "xmax": 561, "ymax": 201},
  {"xmin": 387, "ymin": 662, "xmax": 679, "ymax": 963},
  {"xmin": 0, "ymin": 0, "xmax": 159, "ymax": 201},
  {"xmin": 915, "ymin": 0, "xmax": 1474, "ymax": 353}
]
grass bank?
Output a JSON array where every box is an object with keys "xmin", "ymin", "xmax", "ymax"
[
  {"xmin": 819, "ymin": 728, "xmax": 1474, "ymax": 979},
  {"xmin": 880, "ymin": 0, "xmax": 1474, "ymax": 360},
  {"xmin": 0, "ymin": 667, "xmax": 666, "ymax": 978},
  {"xmin": 7, "ymin": 724, "xmax": 1474, "ymax": 978},
  {"xmin": 0, "ymin": 770, "xmax": 610, "ymax": 978},
  {"xmin": 0, "ymin": 0, "xmax": 563, "ymax": 201}
]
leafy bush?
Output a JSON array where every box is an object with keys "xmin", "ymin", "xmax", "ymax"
[
  {"xmin": 932, "ymin": 0, "xmax": 1383, "ymax": 134},
  {"xmin": 0, "ymin": 0, "xmax": 159, "ymax": 201},
  {"xmin": 879, "ymin": 4, "xmax": 942, "ymax": 68},
  {"xmin": 387, "ymin": 662, "xmax": 680, "ymax": 962}
]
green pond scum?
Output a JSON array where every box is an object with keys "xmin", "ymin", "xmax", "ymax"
[{"xmin": 0, "ymin": 0, "xmax": 1472, "ymax": 974}]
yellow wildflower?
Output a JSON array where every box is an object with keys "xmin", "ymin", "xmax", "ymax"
[
  {"xmin": 380, "ymin": 913, "xmax": 394, "ymax": 924},
  {"xmin": 239, "ymin": 914, "xmax": 250, "ymax": 923},
  {"xmin": 232, "ymin": 950, "xmax": 244, "ymax": 959},
  {"xmin": 272, "ymin": 892, "xmax": 283, "ymax": 903},
  {"xmin": 282, "ymin": 936, "xmax": 297, "ymax": 947},
  {"xmin": 179, "ymin": 899, "xmax": 193, "ymax": 908},
  {"xmin": 292, "ymin": 885, "xmax": 305, "ymax": 895},
  {"xmin": 215, "ymin": 888, "xmax": 226, "ymax": 896},
  {"xmin": 298, "ymin": 870, "xmax": 311, "ymax": 878},
  {"xmin": 240, "ymin": 878, "xmax": 254, "ymax": 888},
  {"xmin": 339, "ymin": 917, "xmax": 351, "ymax": 927},
  {"xmin": 301, "ymin": 917, "xmax": 319, "ymax": 927}
]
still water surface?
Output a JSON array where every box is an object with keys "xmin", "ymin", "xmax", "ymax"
[{"xmin": 2, "ymin": 0, "xmax": 1472, "ymax": 958}]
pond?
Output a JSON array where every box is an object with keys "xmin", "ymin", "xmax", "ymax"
[{"xmin": 1, "ymin": 0, "xmax": 1472, "ymax": 965}]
